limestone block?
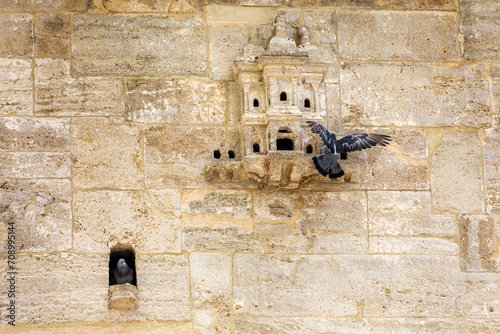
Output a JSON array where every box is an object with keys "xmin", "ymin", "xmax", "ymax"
[
  {"xmin": 236, "ymin": 317, "xmax": 500, "ymax": 334},
  {"xmin": 368, "ymin": 191, "xmax": 457, "ymax": 254},
  {"xmin": 459, "ymin": 215, "xmax": 498, "ymax": 272},
  {"xmin": 181, "ymin": 189, "xmax": 252, "ymax": 220},
  {"xmin": 361, "ymin": 128, "xmax": 429, "ymax": 190},
  {"xmin": 253, "ymin": 191, "xmax": 298, "ymax": 223},
  {"xmin": 0, "ymin": 179, "xmax": 71, "ymax": 252},
  {"xmin": 0, "ymin": 152, "xmax": 70, "ymax": 178},
  {"xmin": 297, "ymin": 191, "xmax": 367, "ymax": 234},
  {"xmin": 0, "ymin": 14, "xmax": 33, "ymax": 57},
  {"xmin": 456, "ymin": 274, "xmax": 500, "ymax": 318},
  {"xmin": 72, "ymin": 117, "xmax": 143, "ymax": 190},
  {"xmin": 0, "ymin": 0, "xmax": 30, "ymax": 11},
  {"xmin": 2, "ymin": 322, "xmax": 193, "ymax": 334},
  {"xmin": 484, "ymin": 116, "xmax": 500, "ymax": 189},
  {"xmin": 145, "ymin": 126, "xmax": 239, "ymax": 188},
  {"xmin": 182, "ymin": 222, "xmax": 264, "ymax": 253},
  {"xmin": 136, "ymin": 255, "xmax": 190, "ymax": 321},
  {"xmin": 147, "ymin": 189, "xmax": 181, "ymax": 218},
  {"xmin": 126, "ymin": 78, "xmax": 226, "ymax": 124},
  {"xmin": 35, "ymin": 35, "xmax": 71, "ymax": 58},
  {"xmin": 460, "ymin": 0, "xmax": 500, "ymax": 61},
  {"xmin": 35, "ymin": 13, "xmax": 71, "ymax": 36},
  {"xmin": 209, "ymin": 26, "xmax": 251, "ymax": 81},
  {"xmin": 0, "ymin": 58, "xmax": 32, "ymax": 116},
  {"xmin": 326, "ymin": 84, "xmax": 340, "ymax": 128},
  {"xmin": 35, "ymin": 59, "xmax": 124, "ymax": 116},
  {"xmin": 341, "ymin": 62, "xmax": 490, "ymax": 127},
  {"xmin": 206, "ymin": 6, "xmax": 276, "ymax": 25},
  {"xmin": 211, "ymin": 0, "xmax": 456, "ymax": 8},
  {"xmin": 61, "ymin": 0, "xmax": 92, "ymax": 12},
  {"xmin": 11, "ymin": 253, "xmax": 109, "ymax": 323},
  {"xmin": 73, "ymin": 190, "xmax": 181, "ymax": 253},
  {"xmin": 337, "ymin": 11, "xmax": 459, "ymax": 61},
  {"xmin": 72, "ymin": 14, "xmax": 208, "ymax": 76},
  {"xmin": 302, "ymin": 10, "xmax": 338, "ymax": 71},
  {"xmin": 33, "ymin": 0, "xmax": 60, "ymax": 10},
  {"xmin": 431, "ymin": 131, "xmax": 484, "ymax": 213},
  {"xmin": 193, "ymin": 308, "xmax": 231, "ymax": 334},
  {"xmin": 0, "ymin": 117, "xmax": 69, "ymax": 151},
  {"xmin": 208, "ymin": 0, "xmax": 286, "ymax": 5},
  {"xmin": 255, "ymin": 223, "xmax": 309, "ymax": 253},
  {"xmin": 234, "ymin": 255, "xmax": 465, "ymax": 317},
  {"xmin": 190, "ymin": 253, "xmax": 232, "ymax": 308},
  {"xmin": 104, "ymin": 0, "xmax": 172, "ymax": 12}
]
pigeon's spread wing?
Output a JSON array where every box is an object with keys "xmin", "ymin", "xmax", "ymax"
[
  {"xmin": 307, "ymin": 121, "xmax": 335, "ymax": 152},
  {"xmin": 335, "ymin": 133, "xmax": 391, "ymax": 153}
]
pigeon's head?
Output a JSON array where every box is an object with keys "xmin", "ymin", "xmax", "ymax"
[{"xmin": 117, "ymin": 258, "xmax": 128, "ymax": 271}]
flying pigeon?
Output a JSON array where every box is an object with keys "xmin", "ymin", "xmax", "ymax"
[
  {"xmin": 307, "ymin": 121, "xmax": 391, "ymax": 179},
  {"xmin": 114, "ymin": 258, "xmax": 134, "ymax": 284}
]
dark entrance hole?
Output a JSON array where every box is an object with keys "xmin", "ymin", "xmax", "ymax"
[
  {"xmin": 109, "ymin": 245, "xmax": 137, "ymax": 286},
  {"xmin": 228, "ymin": 150, "xmax": 235, "ymax": 159},
  {"xmin": 253, "ymin": 143, "xmax": 260, "ymax": 153},
  {"xmin": 304, "ymin": 99, "xmax": 310, "ymax": 108},
  {"xmin": 306, "ymin": 144, "xmax": 313, "ymax": 154},
  {"xmin": 277, "ymin": 138, "xmax": 294, "ymax": 151},
  {"xmin": 340, "ymin": 152, "xmax": 347, "ymax": 160},
  {"xmin": 280, "ymin": 92, "xmax": 287, "ymax": 101},
  {"xmin": 253, "ymin": 99, "xmax": 259, "ymax": 107},
  {"xmin": 213, "ymin": 150, "xmax": 221, "ymax": 159}
]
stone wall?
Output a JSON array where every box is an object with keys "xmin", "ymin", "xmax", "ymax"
[{"xmin": 0, "ymin": 0, "xmax": 499, "ymax": 333}]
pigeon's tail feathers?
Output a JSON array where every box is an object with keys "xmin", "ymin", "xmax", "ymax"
[{"xmin": 313, "ymin": 153, "xmax": 344, "ymax": 179}]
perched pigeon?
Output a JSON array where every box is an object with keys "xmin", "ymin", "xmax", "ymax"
[
  {"xmin": 307, "ymin": 121, "xmax": 391, "ymax": 179},
  {"xmin": 114, "ymin": 258, "xmax": 134, "ymax": 284}
]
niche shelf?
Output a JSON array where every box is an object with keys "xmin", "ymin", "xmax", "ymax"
[{"xmin": 108, "ymin": 244, "xmax": 138, "ymax": 311}]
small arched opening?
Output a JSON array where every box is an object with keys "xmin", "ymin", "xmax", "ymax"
[
  {"xmin": 280, "ymin": 92, "xmax": 287, "ymax": 101},
  {"xmin": 304, "ymin": 99, "xmax": 311, "ymax": 108},
  {"xmin": 253, "ymin": 143, "xmax": 260, "ymax": 153},
  {"xmin": 277, "ymin": 138, "xmax": 294, "ymax": 151},
  {"xmin": 253, "ymin": 99, "xmax": 259, "ymax": 107},
  {"xmin": 306, "ymin": 144, "xmax": 313, "ymax": 154},
  {"xmin": 109, "ymin": 244, "xmax": 137, "ymax": 286}
]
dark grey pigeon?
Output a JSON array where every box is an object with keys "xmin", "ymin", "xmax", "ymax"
[
  {"xmin": 307, "ymin": 121, "xmax": 391, "ymax": 179},
  {"xmin": 114, "ymin": 258, "xmax": 134, "ymax": 284}
]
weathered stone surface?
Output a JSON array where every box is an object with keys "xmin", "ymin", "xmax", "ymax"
[
  {"xmin": 484, "ymin": 116, "xmax": 500, "ymax": 189},
  {"xmin": 302, "ymin": 10, "xmax": 338, "ymax": 68},
  {"xmin": 338, "ymin": 11, "xmax": 459, "ymax": 61},
  {"xmin": 236, "ymin": 317, "xmax": 500, "ymax": 334},
  {"xmin": 0, "ymin": 117, "xmax": 69, "ymax": 151},
  {"xmin": 35, "ymin": 35, "xmax": 71, "ymax": 58},
  {"xmin": 193, "ymin": 308, "xmax": 231, "ymax": 334},
  {"xmin": 0, "ymin": 179, "xmax": 71, "ymax": 252},
  {"xmin": 456, "ymin": 274, "xmax": 500, "ymax": 318},
  {"xmin": 183, "ymin": 222, "xmax": 264, "ymax": 253},
  {"xmin": 295, "ymin": 191, "xmax": 368, "ymax": 253},
  {"xmin": 2, "ymin": 322, "xmax": 193, "ymax": 334},
  {"xmin": 431, "ymin": 131, "xmax": 484, "ymax": 213},
  {"xmin": 33, "ymin": 0, "xmax": 60, "ymax": 10},
  {"xmin": 255, "ymin": 223, "xmax": 309, "ymax": 253},
  {"xmin": 0, "ymin": 0, "xmax": 30, "ymax": 11},
  {"xmin": 0, "ymin": 58, "xmax": 32, "ymax": 116},
  {"xmin": 9, "ymin": 253, "xmax": 108, "ymax": 323},
  {"xmin": 206, "ymin": 5, "xmax": 276, "ymax": 25},
  {"xmin": 253, "ymin": 191, "xmax": 298, "ymax": 223},
  {"xmin": 136, "ymin": 255, "xmax": 190, "ymax": 320},
  {"xmin": 145, "ymin": 126, "xmax": 240, "ymax": 188},
  {"xmin": 368, "ymin": 191, "xmax": 457, "ymax": 254},
  {"xmin": 234, "ymin": 255, "xmax": 464, "ymax": 317},
  {"xmin": 35, "ymin": 59, "xmax": 124, "ymax": 116},
  {"xmin": 459, "ymin": 215, "xmax": 498, "ymax": 272},
  {"xmin": 190, "ymin": 253, "xmax": 232, "ymax": 308},
  {"xmin": 73, "ymin": 190, "xmax": 180, "ymax": 253},
  {"xmin": 0, "ymin": 14, "xmax": 33, "ymax": 57},
  {"xmin": 209, "ymin": 0, "xmax": 456, "ymax": 9},
  {"xmin": 61, "ymin": 0, "xmax": 92, "ymax": 12},
  {"xmin": 35, "ymin": 13, "xmax": 71, "ymax": 36},
  {"xmin": 341, "ymin": 62, "xmax": 490, "ymax": 127},
  {"xmin": 355, "ymin": 128, "xmax": 429, "ymax": 190},
  {"xmin": 0, "ymin": 152, "xmax": 70, "ymax": 178},
  {"xmin": 72, "ymin": 14, "xmax": 208, "ymax": 76},
  {"xmin": 104, "ymin": 0, "xmax": 203, "ymax": 12},
  {"xmin": 72, "ymin": 117, "xmax": 143, "ymax": 190},
  {"xmin": 182, "ymin": 189, "xmax": 252, "ymax": 220},
  {"xmin": 147, "ymin": 189, "xmax": 181, "ymax": 217},
  {"xmin": 460, "ymin": 0, "xmax": 500, "ymax": 61},
  {"xmin": 209, "ymin": 26, "xmax": 251, "ymax": 81},
  {"xmin": 108, "ymin": 284, "xmax": 138, "ymax": 310},
  {"xmin": 126, "ymin": 78, "xmax": 226, "ymax": 124}
]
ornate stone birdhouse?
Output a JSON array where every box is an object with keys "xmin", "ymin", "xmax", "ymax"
[{"xmin": 233, "ymin": 13, "xmax": 330, "ymax": 188}]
